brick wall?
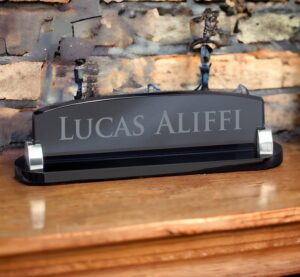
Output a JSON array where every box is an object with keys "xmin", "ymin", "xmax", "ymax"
[{"xmin": 0, "ymin": 0, "xmax": 299, "ymax": 149}]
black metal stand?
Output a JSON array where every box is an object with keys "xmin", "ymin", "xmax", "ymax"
[{"xmin": 15, "ymin": 142, "xmax": 282, "ymax": 185}]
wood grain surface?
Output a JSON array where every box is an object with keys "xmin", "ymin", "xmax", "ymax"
[
  {"xmin": 60, "ymin": 244, "xmax": 300, "ymax": 277},
  {"xmin": 0, "ymin": 141, "xmax": 299, "ymax": 276}
]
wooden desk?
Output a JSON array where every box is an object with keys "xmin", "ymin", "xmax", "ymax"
[{"xmin": 0, "ymin": 141, "xmax": 299, "ymax": 277}]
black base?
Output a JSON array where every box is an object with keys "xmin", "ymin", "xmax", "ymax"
[{"xmin": 15, "ymin": 143, "xmax": 283, "ymax": 185}]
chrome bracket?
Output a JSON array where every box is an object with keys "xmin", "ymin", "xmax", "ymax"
[
  {"xmin": 25, "ymin": 141, "xmax": 44, "ymax": 171},
  {"xmin": 257, "ymin": 129, "xmax": 273, "ymax": 158}
]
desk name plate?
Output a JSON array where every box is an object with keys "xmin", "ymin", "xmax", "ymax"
[{"xmin": 15, "ymin": 91, "xmax": 282, "ymax": 185}]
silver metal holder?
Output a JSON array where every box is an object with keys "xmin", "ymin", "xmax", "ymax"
[
  {"xmin": 25, "ymin": 141, "xmax": 44, "ymax": 171},
  {"xmin": 257, "ymin": 129, "xmax": 274, "ymax": 158}
]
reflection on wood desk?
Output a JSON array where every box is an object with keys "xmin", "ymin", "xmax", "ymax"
[{"xmin": 0, "ymin": 141, "xmax": 299, "ymax": 277}]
